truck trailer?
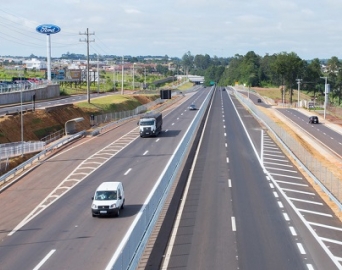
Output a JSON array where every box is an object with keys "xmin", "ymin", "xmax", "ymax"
[{"xmin": 138, "ymin": 112, "xmax": 163, "ymax": 137}]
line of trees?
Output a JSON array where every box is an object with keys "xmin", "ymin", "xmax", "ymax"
[{"xmin": 180, "ymin": 51, "xmax": 342, "ymax": 106}]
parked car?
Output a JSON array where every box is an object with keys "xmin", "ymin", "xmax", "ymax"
[
  {"xmin": 188, "ymin": 104, "xmax": 197, "ymax": 110},
  {"xmin": 309, "ymin": 116, "xmax": 319, "ymax": 124}
]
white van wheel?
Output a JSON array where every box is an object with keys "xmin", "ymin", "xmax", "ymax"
[
  {"xmin": 116, "ymin": 209, "xmax": 120, "ymax": 217},
  {"xmin": 121, "ymin": 199, "xmax": 125, "ymax": 209}
]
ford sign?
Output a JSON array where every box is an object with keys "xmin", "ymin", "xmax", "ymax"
[{"xmin": 36, "ymin": 24, "xmax": 61, "ymax": 35}]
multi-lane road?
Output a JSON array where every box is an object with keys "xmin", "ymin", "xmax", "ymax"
[
  {"xmin": 144, "ymin": 87, "xmax": 342, "ymax": 270},
  {"xmin": 0, "ymin": 86, "xmax": 342, "ymax": 270},
  {"xmin": 0, "ymin": 88, "xmax": 209, "ymax": 269}
]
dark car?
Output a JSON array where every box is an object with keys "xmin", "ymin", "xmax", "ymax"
[
  {"xmin": 188, "ymin": 104, "xmax": 197, "ymax": 110},
  {"xmin": 309, "ymin": 116, "xmax": 319, "ymax": 124},
  {"xmin": 257, "ymin": 98, "xmax": 262, "ymax": 103}
]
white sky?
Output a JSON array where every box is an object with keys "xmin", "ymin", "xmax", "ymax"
[{"xmin": 1, "ymin": 0, "xmax": 342, "ymax": 59}]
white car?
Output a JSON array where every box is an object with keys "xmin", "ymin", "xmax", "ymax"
[{"xmin": 91, "ymin": 182, "xmax": 125, "ymax": 217}]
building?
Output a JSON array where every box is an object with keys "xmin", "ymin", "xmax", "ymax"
[{"xmin": 24, "ymin": 58, "xmax": 47, "ymax": 70}]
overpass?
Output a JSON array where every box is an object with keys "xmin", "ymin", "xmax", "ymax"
[{"xmin": 176, "ymin": 75, "xmax": 204, "ymax": 84}]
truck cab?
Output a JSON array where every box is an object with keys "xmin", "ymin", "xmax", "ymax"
[{"xmin": 138, "ymin": 112, "xmax": 162, "ymax": 137}]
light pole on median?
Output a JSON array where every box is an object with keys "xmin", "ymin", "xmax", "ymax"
[
  {"xmin": 19, "ymin": 73, "xmax": 24, "ymax": 156},
  {"xmin": 320, "ymin": 76, "xmax": 328, "ymax": 119},
  {"xmin": 296, "ymin": 78, "xmax": 302, "ymax": 110}
]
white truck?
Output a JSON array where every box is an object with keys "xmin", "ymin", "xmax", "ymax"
[{"xmin": 138, "ymin": 112, "xmax": 163, "ymax": 137}]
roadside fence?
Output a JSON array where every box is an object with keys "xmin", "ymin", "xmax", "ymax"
[
  {"xmin": 0, "ymin": 131, "xmax": 85, "ymax": 189},
  {"xmin": 40, "ymin": 129, "xmax": 65, "ymax": 144},
  {"xmin": 0, "ymin": 141, "xmax": 46, "ymax": 160}
]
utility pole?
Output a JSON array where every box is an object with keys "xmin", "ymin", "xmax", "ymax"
[
  {"xmin": 113, "ymin": 64, "xmax": 116, "ymax": 92},
  {"xmin": 121, "ymin": 56, "xmax": 124, "ymax": 95},
  {"xmin": 132, "ymin": 63, "xmax": 136, "ymax": 91},
  {"xmin": 97, "ymin": 54, "xmax": 100, "ymax": 93},
  {"xmin": 79, "ymin": 28, "xmax": 95, "ymax": 103},
  {"xmin": 296, "ymin": 78, "xmax": 302, "ymax": 110}
]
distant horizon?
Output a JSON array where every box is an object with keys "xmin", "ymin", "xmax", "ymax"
[{"xmin": 0, "ymin": 53, "xmax": 337, "ymax": 63}]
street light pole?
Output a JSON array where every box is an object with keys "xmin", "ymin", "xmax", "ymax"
[
  {"xmin": 296, "ymin": 78, "xmax": 302, "ymax": 110},
  {"xmin": 97, "ymin": 54, "xmax": 99, "ymax": 94},
  {"xmin": 20, "ymin": 76, "xmax": 24, "ymax": 156},
  {"xmin": 320, "ymin": 77, "xmax": 328, "ymax": 119}
]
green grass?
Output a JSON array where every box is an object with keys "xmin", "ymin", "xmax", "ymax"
[
  {"xmin": 252, "ymin": 87, "xmax": 314, "ymax": 102},
  {"xmin": 178, "ymin": 82, "xmax": 195, "ymax": 90},
  {"xmin": 75, "ymin": 95, "xmax": 143, "ymax": 112}
]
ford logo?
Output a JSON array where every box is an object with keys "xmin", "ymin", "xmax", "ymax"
[{"xmin": 36, "ymin": 24, "xmax": 61, "ymax": 35}]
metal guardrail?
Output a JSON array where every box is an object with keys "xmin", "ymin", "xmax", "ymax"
[
  {"xmin": 0, "ymin": 131, "xmax": 85, "ymax": 189},
  {"xmin": 233, "ymin": 87, "xmax": 342, "ymax": 210},
  {"xmin": 106, "ymin": 86, "xmax": 215, "ymax": 270}
]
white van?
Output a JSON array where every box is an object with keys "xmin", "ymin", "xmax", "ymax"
[{"xmin": 91, "ymin": 182, "xmax": 125, "ymax": 217}]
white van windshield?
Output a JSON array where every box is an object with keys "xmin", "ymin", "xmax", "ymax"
[{"xmin": 95, "ymin": 191, "xmax": 117, "ymax": 200}]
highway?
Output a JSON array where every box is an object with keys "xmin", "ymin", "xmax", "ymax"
[
  {"xmin": 1, "ymin": 86, "xmax": 342, "ymax": 270},
  {"xmin": 146, "ymin": 87, "xmax": 342, "ymax": 270},
  {"xmin": 0, "ymin": 87, "xmax": 209, "ymax": 270}
]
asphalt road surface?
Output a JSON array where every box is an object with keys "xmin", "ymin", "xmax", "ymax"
[
  {"xmin": 1, "ymin": 86, "xmax": 342, "ymax": 270},
  {"xmin": 276, "ymin": 108, "xmax": 342, "ymax": 158},
  {"xmin": 150, "ymin": 87, "xmax": 341, "ymax": 270}
]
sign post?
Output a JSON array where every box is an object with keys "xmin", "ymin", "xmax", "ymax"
[{"xmin": 36, "ymin": 24, "xmax": 61, "ymax": 82}]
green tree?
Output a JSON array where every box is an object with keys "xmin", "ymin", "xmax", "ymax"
[
  {"xmin": 223, "ymin": 54, "xmax": 244, "ymax": 85},
  {"xmin": 273, "ymin": 52, "xmax": 304, "ymax": 103},
  {"xmin": 181, "ymin": 51, "xmax": 194, "ymax": 75},
  {"xmin": 240, "ymin": 51, "xmax": 260, "ymax": 87},
  {"xmin": 258, "ymin": 53, "xmax": 278, "ymax": 87},
  {"xmin": 194, "ymin": 54, "xmax": 211, "ymax": 70},
  {"xmin": 303, "ymin": 58, "xmax": 322, "ymax": 98}
]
